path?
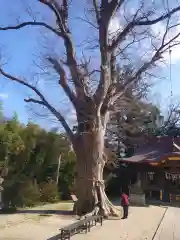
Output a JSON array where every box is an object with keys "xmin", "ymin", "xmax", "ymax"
[
  {"xmin": 0, "ymin": 204, "xmax": 167, "ymax": 240},
  {"xmin": 153, "ymin": 207, "xmax": 180, "ymax": 240},
  {"xmin": 1, "ymin": 203, "xmax": 180, "ymax": 240},
  {"xmin": 73, "ymin": 206, "xmax": 166, "ymax": 240},
  {"xmin": 0, "ymin": 202, "xmax": 74, "ymax": 240}
]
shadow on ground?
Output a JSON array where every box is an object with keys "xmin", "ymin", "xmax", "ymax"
[
  {"xmin": 47, "ymin": 233, "xmax": 62, "ymax": 240},
  {"xmin": 16, "ymin": 209, "xmax": 73, "ymax": 215},
  {"xmin": 0, "ymin": 208, "xmax": 73, "ymax": 215},
  {"xmin": 46, "ymin": 231, "xmax": 86, "ymax": 240}
]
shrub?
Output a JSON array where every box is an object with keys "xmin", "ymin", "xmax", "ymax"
[
  {"xmin": 13, "ymin": 181, "xmax": 41, "ymax": 207},
  {"xmin": 40, "ymin": 181, "xmax": 59, "ymax": 203},
  {"xmin": 58, "ymin": 153, "xmax": 76, "ymax": 200},
  {"xmin": 2, "ymin": 182, "xmax": 15, "ymax": 207}
]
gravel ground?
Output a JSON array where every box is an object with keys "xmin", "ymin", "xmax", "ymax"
[{"xmin": 0, "ymin": 204, "xmax": 168, "ymax": 240}]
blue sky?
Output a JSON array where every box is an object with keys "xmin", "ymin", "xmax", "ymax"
[
  {"xmin": 0, "ymin": 0, "xmax": 88, "ymax": 129},
  {"xmin": 0, "ymin": 0, "xmax": 180, "ymax": 129}
]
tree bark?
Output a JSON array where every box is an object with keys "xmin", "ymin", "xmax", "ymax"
[
  {"xmin": 56, "ymin": 155, "xmax": 61, "ymax": 185},
  {"xmin": 73, "ymin": 127, "xmax": 121, "ymax": 217}
]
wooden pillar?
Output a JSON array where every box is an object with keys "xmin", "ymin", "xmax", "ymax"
[
  {"xmin": 160, "ymin": 190, "xmax": 163, "ymax": 201},
  {"xmin": 169, "ymin": 193, "xmax": 172, "ymax": 202}
]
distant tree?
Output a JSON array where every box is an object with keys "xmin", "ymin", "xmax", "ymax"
[
  {"xmin": 107, "ymin": 72, "xmax": 162, "ymax": 157},
  {"xmin": 0, "ymin": 101, "xmax": 3, "ymax": 121},
  {"xmin": 0, "ymin": 116, "xmax": 25, "ymax": 171},
  {"xmin": 58, "ymin": 151, "xmax": 76, "ymax": 199},
  {"xmin": 155, "ymin": 103, "xmax": 180, "ymax": 137},
  {"xmin": 0, "ymin": 111, "xmax": 75, "ymax": 207}
]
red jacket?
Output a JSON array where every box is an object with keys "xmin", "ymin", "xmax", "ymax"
[{"xmin": 121, "ymin": 193, "xmax": 129, "ymax": 206}]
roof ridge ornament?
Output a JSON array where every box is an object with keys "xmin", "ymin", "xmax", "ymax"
[{"xmin": 173, "ymin": 140, "xmax": 180, "ymax": 152}]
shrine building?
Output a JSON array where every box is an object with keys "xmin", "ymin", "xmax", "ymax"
[{"xmin": 120, "ymin": 136, "xmax": 180, "ymax": 204}]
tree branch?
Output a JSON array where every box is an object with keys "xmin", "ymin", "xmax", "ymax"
[
  {"xmin": 108, "ymin": 0, "xmax": 125, "ymax": 16},
  {"xmin": 93, "ymin": 1, "xmax": 112, "ymax": 107},
  {"xmin": 24, "ymin": 98, "xmax": 44, "ymax": 105},
  {"xmin": 0, "ymin": 0, "xmax": 86, "ymax": 99},
  {"xmin": 0, "ymin": 68, "xmax": 74, "ymax": 141},
  {"xmin": 110, "ymin": 5, "xmax": 180, "ymax": 51},
  {"xmin": 0, "ymin": 21, "xmax": 61, "ymax": 36},
  {"xmin": 137, "ymin": 6, "xmax": 180, "ymax": 26},
  {"xmin": 92, "ymin": 0, "xmax": 100, "ymax": 24},
  {"xmin": 40, "ymin": 0, "xmax": 86, "ymax": 98},
  {"xmin": 39, "ymin": 0, "xmax": 68, "ymax": 32},
  {"xmin": 102, "ymin": 24, "xmax": 180, "ymax": 115},
  {"xmin": 93, "ymin": 0, "xmax": 127, "ymax": 107},
  {"xmin": 48, "ymin": 57, "xmax": 77, "ymax": 107}
]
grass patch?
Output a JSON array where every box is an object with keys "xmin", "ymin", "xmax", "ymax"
[{"xmin": 39, "ymin": 214, "xmax": 52, "ymax": 217}]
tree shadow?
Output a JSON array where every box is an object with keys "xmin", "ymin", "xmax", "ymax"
[
  {"xmin": 0, "ymin": 207, "xmax": 17, "ymax": 214},
  {"xmin": 46, "ymin": 233, "xmax": 62, "ymax": 240},
  {"xmin": 0, "ymin": 207, "xmax": 74, "ymax": 215},
  {"xmin": 47, "ymin": 230, "xmax": 87, "ymax": 240},
  {"xmin": 16, "ymin": 209, "xmax": 73, "ymax": 216},
  {"xmin": 46, "ymin": 231, "xmax": 87, "ymax": 240}
]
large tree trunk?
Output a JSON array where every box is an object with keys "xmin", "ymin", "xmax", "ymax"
[{"xmin": 73, "ymin": 126, "xmax": 121, "ymax": 217}]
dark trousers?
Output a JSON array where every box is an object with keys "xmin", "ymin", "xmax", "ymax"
[{"xmin": 122, "ymin": 205, "xmax": 129, "ymax": 218}]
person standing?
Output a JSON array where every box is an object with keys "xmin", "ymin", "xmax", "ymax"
[{"xmin": 121, "ymin": 192, "xmax": 129, "ymax": 219}]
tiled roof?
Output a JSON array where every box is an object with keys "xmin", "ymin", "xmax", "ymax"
[{"xmin": 122, "ymin": 136, "xmax": 180, "ymax": 163}]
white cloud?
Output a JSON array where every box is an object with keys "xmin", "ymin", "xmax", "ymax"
[
  {"xmin": 108, "ymin": 17, "xmax": 121, "ymax": 39},
  {"xmin": 67, "ymin": 108, "xmax": 77, "ymax": 121},
  {"xmin": 151, "ymin": 22, "xmax": 166, "ymax": 36},
  {"xmin": 129, "ymin": 7, "xmax": 136, "ymax": 15},
  {"xmin": 166, "ymin": 47, "xmax": 180, "ymax": 63},
  {"xmin": 0, "ymin": 93, "xmax": 8, "ymax": 99},
  {"xmin": 109, "ymin": 16, "xmax": 180, "ymax": 65}
]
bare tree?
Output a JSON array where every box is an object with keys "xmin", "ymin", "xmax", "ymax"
[
  {"xmin": 106, "ymin": 65, "xmax": 153, "ymax": 155},
  {"xmin": 164, "ymin": 103, "xmax": 180, "ymax": 127},
  {"xmin": 1, "ymin": 0, "xmax": 180, "ymax": 217},
  {"xmin": 156, "ymin": 103, "xmax": 180, "ymax": 136}
]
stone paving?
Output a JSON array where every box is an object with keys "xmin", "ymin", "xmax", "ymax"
[
  {"xmin": 0, "ymin": 204, "xmax": 168, "ymax": 240},
  {"xmin": 1, "ymin": 203, "xmax": 180, "ymax": 240},
  {"xmin": 73, "ymin": 206, "xmax": 166, "ymax": 240},
  {"xmin": 153, "ymin": 207, "xmax": 180, "ymax": 240}
]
